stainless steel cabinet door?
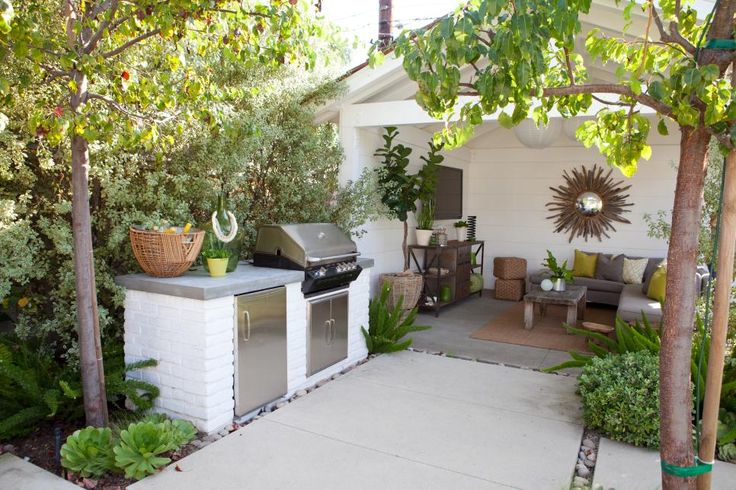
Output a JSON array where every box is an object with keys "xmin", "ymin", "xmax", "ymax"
[
  {"xmin": 307, "ymin": 294, "xmax": 333, "ymax": 376},
  {"xmin": 307, "ymin": 290, "xmax": 348, "ymax": 377},
  {"xmin": 235, "ymin": 287, "xmax": 287, "ymax": 417}
]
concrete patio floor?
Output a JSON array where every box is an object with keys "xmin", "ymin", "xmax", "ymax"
[
  {"xmin": 132, "ymin": 351, "xmax": 583, "ymax": 489},
  {"xmin": 413, "ymin": 292, "xmax": 578, "ymax": 371},
  {"xmin": 593, "ymin": 437, "xmax": 736, "ymax": 490}
]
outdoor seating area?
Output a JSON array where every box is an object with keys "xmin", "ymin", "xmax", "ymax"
[{"xmin": 3, "ymin": 1, "xmax": 736, "ymax": 489}]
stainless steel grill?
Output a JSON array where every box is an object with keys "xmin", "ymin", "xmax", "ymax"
[{"xmin": 253, "ymin": 223, "xmax": 362, "ymax": 294}]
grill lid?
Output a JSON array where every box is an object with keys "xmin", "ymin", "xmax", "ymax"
[{"xmin": 254, "ymin": 223, "xmax": 358, "ymax": 268}]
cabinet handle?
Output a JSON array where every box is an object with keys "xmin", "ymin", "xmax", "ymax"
[
  {"xmin": 243, "ymin": 311, "xmax": 251, "ymax": 341},
  {"xmin": 324, "ymin": 320, "xmax": 331, "ymax": 344},
  {"xmin": 329, "ymin": 319, "xmax": 336, "ymax": 345}
]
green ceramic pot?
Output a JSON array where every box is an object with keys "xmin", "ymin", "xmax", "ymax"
[{"xmin": 439, "ymin": 285, "xmax": 452, "ymax": 302}]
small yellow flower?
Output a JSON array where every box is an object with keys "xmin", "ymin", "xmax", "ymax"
[
  {"xmin": 183, "ymin": 223, "xmax": 192, "ymax": 233},
  {"xmin": 17, "ymin": 297, "xmax": 30, "ymax": 308}
]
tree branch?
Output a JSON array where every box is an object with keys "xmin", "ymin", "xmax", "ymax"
[
  {"xmin": 86, "ymin": 92, "xmax": 175, "ymax": 123},
  {"xmin": 100, "ymin": 28, "xmax": 161, "ymax": 59},
  {"xmin": 651, "ymin": 6, "xmax": 695, "ymax": 55},
  {"xmin": 85, "ymin": 0, "xmax": 119, "ymax": 54},
  {"xmin": 542, "ymin": 84, "xmax": 674, "ymax": 117},
  {"xmin": 563, "ymin": 47, "xmax": 575, "ymax": 85}
]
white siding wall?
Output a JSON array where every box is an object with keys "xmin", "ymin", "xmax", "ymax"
[
  {"xmin": 347, "ymin": 125, "xmax": 471, "ymax": 293},
  {"xmin": 466, "ymin": 123, "xmax": 678, "ymax": 288}
]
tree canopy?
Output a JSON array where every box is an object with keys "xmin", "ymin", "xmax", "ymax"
[{"xmin": 372, "ymin": 0, "xmax": 736, "ymax": 176}]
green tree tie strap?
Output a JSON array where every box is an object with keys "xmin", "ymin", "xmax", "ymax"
[
  {"xmin": 660, "ymin": 458, "xmax": 713, "ymax": 477},
  {"xmin": 704, "ymin": 39, "xmax": 736, "ymax": 49}
]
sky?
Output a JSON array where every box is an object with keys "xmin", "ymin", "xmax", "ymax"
[{"xmin": 320, "ymin": 0, "xmax": 464, "ymax": 66}]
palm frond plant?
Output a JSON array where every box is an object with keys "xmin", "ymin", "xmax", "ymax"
[{"xmin": 361, "ymin": 283, "xmax": 431, "ymax": 354}]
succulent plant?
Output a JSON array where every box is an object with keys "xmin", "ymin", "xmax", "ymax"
[
  {"xmin": 60, "ymin": 427, "xmax": 116, "ymax": 478},
  {"xmin": 113, "ymin": 421, "xmax": 175, "ymax": 480}
]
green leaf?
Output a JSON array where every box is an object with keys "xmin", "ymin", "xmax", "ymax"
[{"xmin": 657, "ymin": 119, "xmax": 669, "ymax": 136}]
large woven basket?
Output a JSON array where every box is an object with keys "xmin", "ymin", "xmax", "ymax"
[
  {"xmin": 130, "ymin": 227, "xmax": 205, "ymax": 278},
  {"xmin": 493, "ymin": 257, "xmax": 527, "ymax": 280},
  {"xmin": 379, "ymin": 272, "xmax": 423, "ymax": 312}
]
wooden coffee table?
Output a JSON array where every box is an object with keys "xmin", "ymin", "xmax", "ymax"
[{"xmin": 523, "ymin": 285, "xmax": 587, "ymax": 330}]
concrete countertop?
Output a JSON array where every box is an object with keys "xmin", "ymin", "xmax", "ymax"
[{"xmin": 115, "ymin": 258, "xmax": 374, "ymax": 301}]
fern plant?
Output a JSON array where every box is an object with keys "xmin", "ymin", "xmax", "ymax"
[
  {"xmin": 0, "ymin": 333, "xmax": 160, "ymax": 441},
  {"xmin": 60, "ymin": 427, "xmax": 116, "ymax": 478},
  {"xmin": 718, "ymin": 409, "xmax": 736, "ymax": 462},
  {"xmin": 113, "ymin": 421, "xmax": 176, "ymax": 480},
  {"xmin": 361, "ymin": 283, "xmax": 430, "ymax": 354}
]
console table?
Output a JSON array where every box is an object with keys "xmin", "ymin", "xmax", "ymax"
[{"xmin": 409, "ymin": 240, "xmax": 485, "ymax": 317}]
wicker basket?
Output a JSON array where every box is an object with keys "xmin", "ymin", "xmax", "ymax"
[
  {"xmin": 379, "ymin": 272, "xmax": 423, "ymax": 311},
  {"xmin": 495, "ymin": 278, "xmax": 525, "ymax": 301},
  {"xmin": 493, "ymin": 257, "xmax": 527, "ymax": 280},
  {"xmin": 129, "ymin": 227, "xmax": 205, "ymax": 278}
]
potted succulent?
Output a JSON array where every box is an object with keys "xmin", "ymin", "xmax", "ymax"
[
  {"xmin": 454, "ymin": 220, "xmax": 468, "ymax": 242},
  {"xmin": 542, "ymin": 250, "xmax": 574, "ymax": 291},
  {"xmin": 374, "ymin": 126, "xmax": 442, "ymax": 311},
  {"xmin": 202, "ymin": 235, "xmax": 233, "ymax": 278},
  {"xmin": 416, "ymin": 199, "xmax": 435, "ymax": 246}
]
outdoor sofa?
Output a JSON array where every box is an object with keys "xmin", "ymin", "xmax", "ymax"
[{"xmin": 528, "ymin": 253, "xmax": 710, "ymax": 324}]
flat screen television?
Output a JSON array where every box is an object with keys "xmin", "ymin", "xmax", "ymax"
[{"xmin": 433, "ymin": 166, "xmax": 463, "ymax": 220}]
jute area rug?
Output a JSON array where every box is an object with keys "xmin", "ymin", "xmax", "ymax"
[{"xmin": 470, "ymin": 302, "xmax": 617, "ymax": 353}]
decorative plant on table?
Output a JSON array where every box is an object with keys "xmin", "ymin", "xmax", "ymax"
[
  {"xmin": 361, "ymin": 283, "xmax": 431, "ymax": 354},
  {"xmin": 374, "ymin": 126, "xmax": 442, "ymax": 310},
  {"xmin": 203, "ymin": 192, "xmax": 243, "ymax": 273},
  {"xmin": 415, "ymin": 199, "xmax": 435, "ymax": 246},
  {"xmin": 201, "ymin": 234, "xmax": 233, "ymax": 278},
  {"xmin": 542, "ymin": 250, "xmax": 574, "ymax": 292},
  {"xmin": 454, "ymin": 220, "xmax": 468, "ymax": 241}
]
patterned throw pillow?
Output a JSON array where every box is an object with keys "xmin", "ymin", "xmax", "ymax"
[{"xmin": 622, "ymin": 257, "xmax": 649, "ymax": 284}]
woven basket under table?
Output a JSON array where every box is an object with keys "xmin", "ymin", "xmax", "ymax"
[
  {"xmin": 129, "ymin": 227, "xmax": 205, "ymax": 278},
  {"xmin": 379, "ymin": 273, "xmax": 423, "ymax": 311}
]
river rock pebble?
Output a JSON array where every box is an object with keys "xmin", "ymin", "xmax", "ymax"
[
  {"xmin": 572, "ymin": 476, "xmax": 588, "ymax": 487},
  {"xmin": 576, "ymin": 465, "xmax": 591, "ymax": 478}
]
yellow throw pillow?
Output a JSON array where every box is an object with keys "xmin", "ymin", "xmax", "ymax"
[
  {"xmin": 573, "ymin": 250, "xmax": 597, "ymax": 278},
  {"xmin": 647, "ymin": 266, "xmax": 667, "ymax": 303}
]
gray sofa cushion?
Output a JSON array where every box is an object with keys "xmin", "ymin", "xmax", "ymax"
[
  {"xmin": 618, "ymin": 284, "xmax": 662, "ymax": 323},
  {"xmin": 596, "ymin": 254, "xmax": 624, "ymax": 282},
  {"xmin": 573, "ymin": 276, "xmax": 625, "ymax": 294}
]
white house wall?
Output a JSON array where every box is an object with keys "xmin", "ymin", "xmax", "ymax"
[
  {"xmin": 346, "ymin": 125, "xmax": 471, "ymax": 293},
  {"xmin": 467, "ymin": 122, "xmax": 678, "ymax": 289}
]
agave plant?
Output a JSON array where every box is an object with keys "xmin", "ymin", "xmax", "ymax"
[
  {"xmin": 60, "ymin": 427, "xmax": 116, "ymax": 478},
  {"xmin": 361, "ymin": 283, "xmax": 430, "ymax": 354}
]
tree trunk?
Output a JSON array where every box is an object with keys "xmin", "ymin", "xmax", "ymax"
[
  {"xmin": 402, "ymin": 220, "xmax": 409, "ymax": 271},
  {"xmin": 660, "ymin": 126, "xmax": 710, "ymax": 489},
  {"xmin": 697, "ymin": 150, "xmax": 736, "ymax": 489},
  {"xmin": 70, "ymin": 69, "xmax": 108, "ymax": 427}
]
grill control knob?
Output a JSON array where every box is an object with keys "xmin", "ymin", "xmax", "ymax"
[{"xmin": 316, "ymin": 267, "xmax": 327, "ymax": 277}]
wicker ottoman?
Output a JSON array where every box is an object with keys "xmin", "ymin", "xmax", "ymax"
[
  {"xmin": 495, "ymin": 278, "xmax": 525, "ymax": 301},
  {"xmin": 493, "ymin": 257, "xmax": 527, "ymax": 280}
]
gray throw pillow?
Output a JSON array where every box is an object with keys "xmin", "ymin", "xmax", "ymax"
[{"xmin": 596, "ymin": 254, "xmax": 624, "ymax": 282}]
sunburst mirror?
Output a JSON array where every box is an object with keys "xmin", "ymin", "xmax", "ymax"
[{"xmin": 546, "ymin": 165, "xmax": 632, "ymax": 242}]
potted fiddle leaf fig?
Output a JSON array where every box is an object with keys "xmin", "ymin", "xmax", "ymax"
[{"xmin": 374, "ymin": 126, "xmax": 442, "ymax": 310}]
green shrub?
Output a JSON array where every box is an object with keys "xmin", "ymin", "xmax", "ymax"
[
  {"xmin": 361, "ymin": 283, "xmax": 430, "ymax": 354},
  {"xmin": 0, "ymin": 334, "xmax": 158, "ymax": 440},
  {"xmin": 112, "ymin": 421, "xmax": 177, "ymax": 480},
  {"xmin": 579, "ymin": 351, "xmax": 661, "ymax": 448},
  {"xmin": 60, "ymin": 427, "xmax": 116, "ymax": 478},
  {"xmin": 717, "ymin": 409, "xmax": 736, "ymax": 462}
]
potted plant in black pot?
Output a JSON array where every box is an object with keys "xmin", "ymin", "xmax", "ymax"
[{"xmin": 374, "ymin": 126, "xmax": 442, "ymax": 311}]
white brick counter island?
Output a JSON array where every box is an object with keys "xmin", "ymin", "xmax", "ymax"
[{"xmin": 116, "ymin": 259, "xmax": 372, "ymax": 433}]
